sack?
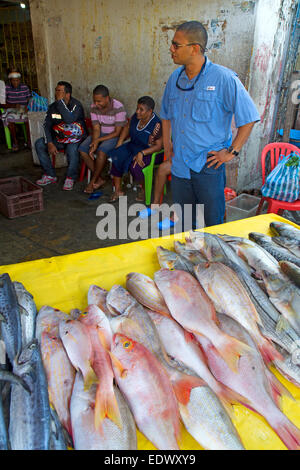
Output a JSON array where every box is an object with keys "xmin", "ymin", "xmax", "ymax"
[
  {"xmin": 261, "ymin": 151, "xmax": 300, "ymax": 202},
  {"xmin": 27, "ymin": 91, "xmax": 48, "ymax": 112},
  {"xmin": 52, "ymin": 121, "xmax": 84, "ymax": 144}
]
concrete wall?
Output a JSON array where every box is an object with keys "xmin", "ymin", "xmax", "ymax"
[
  {"xmin": 29, "ymin": 0, "xmax": 257, "ymax": 116},
  {"xmin": 237, "ymin": 0, "xmax": 297, "ymax": 190}
]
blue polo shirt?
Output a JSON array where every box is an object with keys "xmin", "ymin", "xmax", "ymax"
[{"xmin": 160, "ymin": 58, "xmax": 260, "ymax": 179}]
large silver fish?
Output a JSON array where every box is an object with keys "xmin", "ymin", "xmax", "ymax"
[
  {"xmin": 9, "ymin": 340, "xmax": 51, "ymax": 450},
  {"xmin": 272, "ymin": 236, "xmax": 300, "ymax": 258},
  {"xmin": 249, "ymin": 232, "xmax": 300, "ymax": 268},
  {"xmin": 0, "ymin": 273, "xmax": 22, "ymax": 366},
  {"xmin": 279, "ymin": 261, "xmax": 300, "ymax": 288},
  {"xmin": 13, "ymin": 282, "xmax": 37, "ymax": 348},
  {"xmin": 270, "ymin": 221, "xmax": 300, "ymax": 242},
  {"xmin": 70, "ymin": 373, "xmax": 137, "ymax": 450}
]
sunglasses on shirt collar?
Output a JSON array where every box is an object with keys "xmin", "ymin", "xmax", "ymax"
[{"xmin": 175, "ymin": 56, "xmax": 207, "ymax": 91}]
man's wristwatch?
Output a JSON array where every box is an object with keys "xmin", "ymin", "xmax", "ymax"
[{"xmin": 227, "ymin": 145, "xmax": 239, "ymax": 156}]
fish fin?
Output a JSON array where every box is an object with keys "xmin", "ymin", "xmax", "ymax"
[
  {"xmin": 215, "ymin": 385, "xmax": 249, "ymax": 420},
  {"xmin": 94, "ymin": 384, "xmax": 123, "ymax": 430},
  {"xmin": 258, "ymin": 339, "xmax": 284, "ymax": 365},
  {"xmin": 275, "ymin": 315, "xmax": 291, "ymax": 333},
  {"xmin": 97, "ymin": 329, "xmax": 110, "ymax": 351},
  {"xmin": 172, "ymin": 374, "xmax": 205, "ymax": 406},
  {"xmin": 269, "ymin": 418, "xmax": 300, "ymax": 450},
  {"xmin": 83, "ymin": 364, "xmax": 99, "ymax": 391},
  {"xmin": 214, "ymin": 334, "xmax": 252, "ymax": 373},
  {"xmin": 183, "ymin": 330, "xmax": 195, "ymax": 343},
  {"xmin": 109, "ymin": 352, "xmax": 128, "ymax": 378},
  {"xmin": 266, "ymin": 368, "xmax": 295, "ymax": 408}
]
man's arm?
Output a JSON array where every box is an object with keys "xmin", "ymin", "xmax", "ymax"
[
  {"xmin": 162, "ymin": 119, "xmax": 173, "ymax": 161},
  {"xmin": 206, "ymin": 121, "xmax": 256, "ymax": 169},
  {"xmin": 55, "ymin": 99, "xmax": 84, "ymax": 124}
]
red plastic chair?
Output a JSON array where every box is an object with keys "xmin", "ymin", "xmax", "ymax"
[
  {"xmin": 256, "ymin": 142, "xmax": 300, "ymax": 215},
  {"xmin": 79, "ymin": 117, "xmax": 93, "ymax": 182}
]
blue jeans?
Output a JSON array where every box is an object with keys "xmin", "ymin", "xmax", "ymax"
[
  {"xmin": 35, "ymin": 137, "xmax": 80, "ymax": 180},
  {"xmin": 171, "ymin": 163, "xmax": 226, "ymax": 229}
]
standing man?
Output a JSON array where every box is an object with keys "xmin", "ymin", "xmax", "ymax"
[
  {"xmin": 160, "ymin": 21, "xmax": 260, "ymax": 228},
  {"xmin": 35, "ymin": 81, "xmax": 86, "ymax": 191},
  {"xmin": 79, "ymin": 85, "xmax": 127, "ymax": 194}
]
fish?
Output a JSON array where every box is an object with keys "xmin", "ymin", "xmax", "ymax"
[
  {"xmin": 270, "ymin": 221, "xmax": 300, "ymax": 242},
  {"xmin": 126, "ymin": 272, "xmax": 171, "ymax": 317},
  {"xmin": 0, "ymin": 273, "xmax": 22, "ymax": 366},
  {"xmin": 87, "ymin": 285, "xmax": 113, "ymax": 318},
  {"xmin": 194, "ymin": 262, "xmax": 283, "ymax": 365},
  {"xmin": 13, "ymin": 281, "xmax": 37, "ymax": 348},
  {"xmin": 70, "ymin": 373, "xmax": 137, "ymax": 450},
  {"xmin": 9, "ymin": 340, "xmax": 51, "ymax": 450},
  {"xmin": 273, "ymin": 346, "xmax": 300, "ymax": 388},
  {"xmin": 178, "ymin": 385, "xmax": 245, "ymax": 450},
  {"xmin": 174, "ymin": 240, "xmax": 208, "ymax": 264},
  {"xmin": 49, "ymin": 407, "xmax": 73, "ymax": 450},
  {"xmin": 111, "ymin": 333, "xmax": 181, "ymax": 450},
  {"xmin": 80, "ymin": 305, "xmax": 122, "ymax": 430},
  {"xmin": 106, "ymin": 285, "xmax": 137, "ymax": 316},
  {"xmin": 249, "ymin": 232, "xmax": 300, "ymax": 268},
  {"xmin": 154, "ymin": 269, "xmax": 251, "ymax": 372},
  {"xmin": 36, "ymin": 305, "xmax": 69, "ymax": 342},
  {"xmin": 279, "ymin": 260, "xmax": 300, "ymax": 288},
  {"xmin": 156, "ymin": 246, "xmax": 197, "ymax": 276},
  {"xmin": 198, "ymin": 314, "xmax": 300, "ymax": 451},
  {"xmin": 40, "ymin": 331, "xmax": 76, "ymax": 437},
  {"xmin": 272, "ymin": 236, "xmax": 300, "ymax": 258},
  {"xmin": 58, "ymin": 319, "xmax": 98, "ymax": 391}
]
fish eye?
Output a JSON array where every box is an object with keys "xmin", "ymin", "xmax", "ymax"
[{"xmin": 123, "ymin": 340, "xmax": 132, "ymax": 349}]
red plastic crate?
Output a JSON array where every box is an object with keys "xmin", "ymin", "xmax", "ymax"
[{"xmin": 0, "ymin": 177, "xmax": 44, "ymax": 219}]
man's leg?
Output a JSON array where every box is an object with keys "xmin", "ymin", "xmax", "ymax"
[
  {"xmin": 35, "ymin": 137, "xmax": 56, "ymax": 177},
  {"xmin": 89, "ymin": 150, "xmax": 107, "ymax": 188},
  {"xmin": 65, "ymin": 142, "xmax": 80, "ymax": 181},
  {"xmin": 79, "ymin": 136, "xmax": 95, "ymax": 172},
  {"xmin": 8, "ymin": 122, "xmax": 18, "ymax": 150},
  {"xmin": 152, "ymin": 160, "xmax": 172, "ymax": 205},
  {"xmin": 191, "ymin": 164, "xmax": 226, "ymax": 228}
]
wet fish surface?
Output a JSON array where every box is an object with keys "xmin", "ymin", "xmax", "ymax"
[
  {"xmin": 0, "ymin": 273, "xmax": 22, "ymax": 365},
  {"xmin": 13, "ymin": 281, "xmax": 37, "ymax": 347}
]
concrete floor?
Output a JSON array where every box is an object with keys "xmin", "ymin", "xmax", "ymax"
[{"xmin": 0, "ymin": 133, "xmax": 175, "ymax": 266}]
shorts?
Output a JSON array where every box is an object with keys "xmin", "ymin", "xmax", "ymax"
[{"xmin": 78, "ymin": 134, "xmax": 118, "ymax": 156}]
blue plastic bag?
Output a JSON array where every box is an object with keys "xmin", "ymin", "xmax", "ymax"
[
  {"xmin": 261, "ymin": 151, "xmax": 300, "ymax": 202},
  {"xmin": 27, "ymin": 91, "xmax": 48, "ymax": 112}
]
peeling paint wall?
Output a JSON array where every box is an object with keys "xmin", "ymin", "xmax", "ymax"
[
  {"xmin": 237, "ymin": 0, "xmax": 296, "ymax": 190},
  {"xmin": 29, "ymin": 0, "xmax": 257, "ymax": 117}
]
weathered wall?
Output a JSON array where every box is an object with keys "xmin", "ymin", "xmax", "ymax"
[
  {"xmin": 29, "ymin": 0, "xmax": 257, "ymax": 117},
  {"xmin": 237, "ymin": 0, "xmax": 297, "ymax": 190}
]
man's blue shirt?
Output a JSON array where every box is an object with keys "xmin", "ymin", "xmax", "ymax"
[{"xmin": 160, "ymin": 58, "xmax": 260, "ymax": 179}]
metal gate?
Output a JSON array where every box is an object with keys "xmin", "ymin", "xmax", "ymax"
[{"xmin": 0, "ymin": 4, "xmax": 38, "ymax": 92}]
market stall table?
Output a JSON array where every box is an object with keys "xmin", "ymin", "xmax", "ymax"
[{"xmin": 1, "ymin": 213, "xmax": 299, "ymax": 450}]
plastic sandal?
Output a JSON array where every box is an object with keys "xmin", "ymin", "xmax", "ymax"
[
  {"xmin": 157, "ymin": 218, "xmax": 176, "ymax": 230},
  {"xmin": 138, "ymin": 208, "xmax": 157, "ymax": 219}
]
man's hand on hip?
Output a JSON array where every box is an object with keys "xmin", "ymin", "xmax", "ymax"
[{"xmin": 206, "ymin": 149, "xmax": 235, "ymax": 169}]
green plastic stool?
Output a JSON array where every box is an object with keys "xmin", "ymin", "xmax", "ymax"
[
  {"xmin": 142, "ymin": 149, "xmax": 165, "ymax": 206},
  {"xmin": 1, "ymin": 108, "xmax": 28, "ymax": 150}
]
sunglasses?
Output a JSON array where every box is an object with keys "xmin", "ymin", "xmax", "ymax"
[{"xmin": 171, "ymin": 41, "xmax": 205, "ymax": 52}]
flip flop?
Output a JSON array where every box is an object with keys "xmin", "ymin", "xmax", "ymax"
[
  {"xmin": 138, "ymin": 208, "xmax": 157, "ymax": 219},
  {"xmin": 157, "ymin": 218, "xmax": 177, "ymax": 230},
  {"xmin": 88, "ymin": 191, "xmax": 103, "ymax": 200}
]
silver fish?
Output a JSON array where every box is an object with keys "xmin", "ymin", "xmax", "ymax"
[
  {"xmin": 49, "ymin": 407, "xmax": 72, "ymax": 450},
  {"xmin": 13, "ymin": 282, "xmax": 37, "ymax": 348},
  {"xmin": 249, "ymin": 232, "xmax": 300, "ymax": 268},
  {"xmin": 9, "ymin": 340, "xmax": 51, "ymax": 450},
  {"xmin": 106, "ymin": 285, "xmax": 136, "ymax": 316},
  {"xmin": 272, "ymin": 236, "xmax": 300, "ymax": 258},
  {"xmin": 156, "ymin": 246, "xmax": 197, "ymax": 276},
  {"xmin": 279, "ymin": 260, "xmax": 300, "ymax": 288},
  {"xmin": 270, "ymin": 221, "xmax": 300, "ymax": 242},
  {"xmin": 273, "ymin": 346, "xmax": 300, "ymax": 388},
  {"xmin": 70, "ymin": 373, "xmax": 137, "ymax": 450},
  {"xmin": 174, "ymin": 241, "xmax": 208, "ymax": 264},
  {"xmin": 0, "ymin": 273, "xmax": 22, "ymax": 366}
]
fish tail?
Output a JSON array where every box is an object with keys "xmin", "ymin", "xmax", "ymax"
[
  {"xmin": 83, "ymin": 364, "xmax": 98, "ymax": 391},
  {"xmin": 172, "ymin": 374, "xmax": 206, "ymax": 406},
  {"xmin": 266, "ymin": 368, "xmax": 295, "ymax": 409},
  {"xmin": 268, "ymin": 414, "xmax": 300, "ymax": 450},
  {"xmin": 215, "ymin": 334, "xmax": 252, "ymax": 373},
  {"xmin": 258, "ymin": 338, "xmax": 284, "ymax": 365},
  {"xmin": 94, "ymin": 384, "xmax": 122, "ymax": 430}
]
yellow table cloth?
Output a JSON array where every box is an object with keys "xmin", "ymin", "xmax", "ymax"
[{"xmin": 1, "ymin": 213, "xmax": 299, "ymax": 450}]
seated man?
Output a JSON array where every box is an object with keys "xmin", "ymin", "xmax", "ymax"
[
  {"xmin": 79, "ymin": 85, "xmax": 127, "ymax": 193},
  {"xmin": 35, "ymin": 81, "xmax": 86, "ymax": 191},
  {"xmin": 0, "ymin": 68, "xmax": 31, "ymax": 151}
]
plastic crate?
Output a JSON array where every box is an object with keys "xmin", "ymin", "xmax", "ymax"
[
  {"xmin": 225, "ymin": 193, "xmax": 261, "ymax": 222},
  {"xmin": 0, "ymin": 177, "xmax": 44, "ymax": 219}
]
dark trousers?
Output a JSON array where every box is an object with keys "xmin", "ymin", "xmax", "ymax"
[
  {"xmin": 35, "ymin": 137, "xmax": 80, "ymax": 180},
  {"xmin": 171, "ymin": 163, "xmax": 226, "ymax": 229}
]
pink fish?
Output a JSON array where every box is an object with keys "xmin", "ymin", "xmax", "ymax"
[
  {"xmin": 154, "ymin": 269, "xmax": 251, "ymax": 372},
  {"xmin": 198, "ymin": 314, "xmax": 300, "ymax": 450},
  {"xmin": 111, "ymin": 333, "xmax": 181, "ymax": 450}
]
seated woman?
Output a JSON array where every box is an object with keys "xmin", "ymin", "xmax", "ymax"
[
  {"xmin": 0, "ymin": 68, "xmax": 31, "ymax": 151},
  {"xmin": 108, "ymin": 96, "xmax": 163, "ymax": 202}
]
